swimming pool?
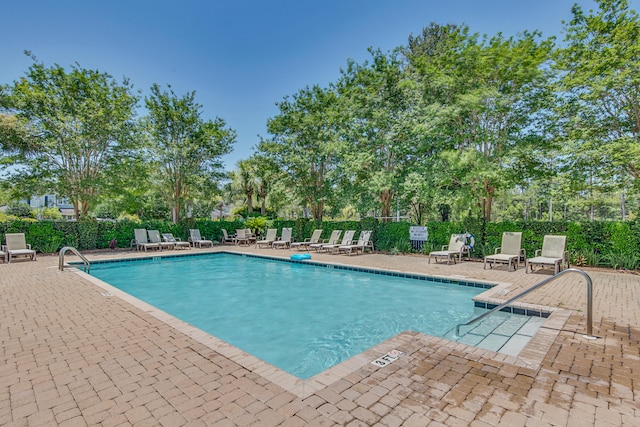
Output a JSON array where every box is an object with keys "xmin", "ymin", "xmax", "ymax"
[{"xmin": 90, "ymin": 253, "xmax": 507, "ymax": 379}]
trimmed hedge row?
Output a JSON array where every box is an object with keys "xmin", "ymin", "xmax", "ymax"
[{"xmin": 1, "ymin": 218, "xmax": 638, "ymax": 269}]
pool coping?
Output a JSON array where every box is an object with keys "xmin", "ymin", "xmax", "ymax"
[{"xmin": 74, "ymin": 250, "xmax": 570, "ymax": 398}]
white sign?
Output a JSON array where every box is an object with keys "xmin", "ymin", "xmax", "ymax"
[
  {"xmin": 409, "ymin": 226, "xmax": 428, "ymax": 241},
  {"xmin": 371, "ymin": 349, "xmax": 405, "ymax": 367}
]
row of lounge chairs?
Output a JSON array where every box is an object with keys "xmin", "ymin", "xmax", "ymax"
[
  {"xmin": 131, "ymin": 229, "xmax": 213, "ymax": 252},
  {"xmin": 249, "ymin": 228, "xmax": 374, "ymax": 256},
  {"xmin": 429, "ymin": 232, "xmax": 570, "ymax": 274}
]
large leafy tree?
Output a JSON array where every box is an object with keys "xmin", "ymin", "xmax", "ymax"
[
  {"xmin": 144, "ymin": 84, "xmax": 235, "ymax": 223},
  {"xmin": 261, "ymin": 85, "xmax": 341, "ymax": 221},
  {"xmin": 555, "ymin": 0, "xmax": 640, "ymax": 190},
  {"xmin": 407, "ymin": 24, "xmax": 555, "ymax": 221},
  {"xmin": 336, "ymin": 48, "xmax": 433, "ymax": 220},
  {"xmin": 0, "ymin": 57, "xmax": 139, "ymax": 218}
]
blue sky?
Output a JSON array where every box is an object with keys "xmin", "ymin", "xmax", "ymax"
[{"xmin": 2, "ymin": 0, "xmax": 638, "ymax": 170}]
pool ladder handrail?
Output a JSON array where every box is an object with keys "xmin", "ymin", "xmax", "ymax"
[
  {"xmin": 455, "ymin": 268, "xmax": 594, "ymax": 338},
  {"xmin": 59, "ymin": 246, "xmax": 90, "ymax": 273}
]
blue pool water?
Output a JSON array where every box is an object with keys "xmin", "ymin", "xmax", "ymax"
[{"xmin": 90, "ymin": 253, "xmax": 488, "ymax": 379}]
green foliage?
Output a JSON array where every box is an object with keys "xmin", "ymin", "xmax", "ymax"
[
  {"xmin": 144, "ymin": 83, "xmax": 236, "ymax": 223},
  {"xmin": 245, "ymin": 216, "xmax": 268, "ymax": 235},
  {"xmin": 375, "ymin": 222, "xmax": 410, "ymax": 252},
  {"xmin": 5, "ymin": 202, "xmax": 35, "ymax": 218},
  {"xmin": 1, "ymin": 57, "xmax": 139, "ymax": 217}
]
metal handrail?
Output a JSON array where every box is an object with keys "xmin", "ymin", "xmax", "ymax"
[
  {"xmin": 59, "ymin": 246, "xmax": 90, "ymax": 273},
  {"xmin": 456, "ymin": 268, "xmax": 594, "ymax": 338}
]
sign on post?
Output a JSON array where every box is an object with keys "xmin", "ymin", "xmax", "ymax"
[{"xmin": 409, "ymin": 226, "xmax": 428, "ymax": 251}]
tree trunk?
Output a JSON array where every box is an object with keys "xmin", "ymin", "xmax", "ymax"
[
  {"xmin": 311, "ymin": 199, "xmax": 324, "ymax": 221},
  {"xmin": 247, "ymin": 192, "xmax": 253, "ymax": 214},
  {"xmin": 172, "ymin": 199, "xmax": 181, "ymax": 223},
  {"xmin": 379, "ymin": 189, "xmax": 392, "ymax": 221}
]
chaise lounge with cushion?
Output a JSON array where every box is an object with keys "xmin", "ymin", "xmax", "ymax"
[
  {"xmin": 484, "ymin": 231, "xmax": 525, "ymax": 272},
  {"xmin": 428, "ymin": 234, "xmax": 470, "ymax": 265},
  {"xmin": 526, "ymin": 235, "xmax": 569, "ymax": 274}
]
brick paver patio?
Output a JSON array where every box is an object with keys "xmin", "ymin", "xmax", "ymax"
[{"xmin": 1, "ymin": 246, "xmax": 639, "ymax": 426}]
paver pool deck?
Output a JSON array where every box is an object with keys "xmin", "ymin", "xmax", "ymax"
[{"xmin": 1, "ymin": 245, "xmax": 639, "ymax": 426}]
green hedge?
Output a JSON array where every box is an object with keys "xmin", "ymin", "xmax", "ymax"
[{"xmin": 1, "ymin": 218, "xmax": 638, "ymax": 269}]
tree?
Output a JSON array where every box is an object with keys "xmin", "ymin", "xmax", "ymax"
[
  {"xmin": 0, "ymin": 56, "xmax": 139, "ymax": 218},
  {"xmin": 337, "ymin": 48, "xmax": 431, "ymax": 220},
  {"xmin": 555, "ymin": 0, "xmax": 640, "ymax": 190},
  {"xmin": 236, "ymin": 159, "xmax": 257, "ymax": 215},
  {"xmin": 144, "ymin": 84, "xmax": 235, "ymax": 223},
  {"xmin": 407, "ymin": 25, "xmax": 555, "ymax": 221},
  {"xmin": 262, "ymin": 85, "xmax": 341, "ymax": 221}
]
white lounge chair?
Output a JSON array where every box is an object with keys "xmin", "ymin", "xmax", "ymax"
[
  {"xmin": 4, "ymin": 233, "xmax": 36, "ymax": 262},
  {"xmin": 309, "ymin": 230, "xmax": 342, "ymax": 252},
  {"xmin": 428, "ymin": 234, "xmax": 470, "ymax": 265},
  {"xmin": 234, "ymin": 228, "xmax": 250, "ymax": 246},
  {"xmin": 256, "ymin": 228, "xmax": 277, "ymax": 248},
  {"xmin": 526, "ymin": 235, "xmax": 569, "ymax": 274},
  {"xmin": 338, "ymin": 230, "xmax": 373, "ymax": 255},
  {"xmin": 484, "ymin": 232, "xmax": 525, "ymax": 272},
  {"xmin": 321, "ymin": 230, "xmax": 355, "ymax": 254},
  {"xmin": 131, "ymin": 229, "xmax": 161, "ymax": 252},
  {"xmin": 148, "ymin": 230, "xmax": 174, "ymax": 251},
  {"xmin": 272, "ymin": 228, "xmax": 292, "ymax": 249},
  {"xmin": 162, "ymin": 233, "xmax": 191, "ymax": 250},
  {"xmin": 220, "ymin": 229, "xmax": 235, "ymax": 245},
  {"xmin": 290, "ymin": 229, "xmax": 323, "ymax": 251},
  {"xmin": 189, "ymin": 229, "xmax": 213, "ymax": 248}
]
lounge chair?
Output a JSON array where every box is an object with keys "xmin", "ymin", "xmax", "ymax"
[
  {"xmin": 338, "ymin": 230, "xmax": 374, "ymax": 255},
  {"xmin": 272, "ymin": 228, "xmax": 292, "ymax": 249},
  {"xmin": 244, "ymin": 228, "xmax": 257, "ymax": 245},
  {"xmin": 309, "ymin": 230, "xmax": 342, "ymax": 252},
  {"xmin": 256, "ymin": 228, "xmax": 277, "ymax": 248},
  {"xmin": 148, "ymin": 230, "xmax": 174, "ymax": 251},
  {"xmin": 484, "ymin": 232, "xmax": 525, "ymax": 272},
  {"xmin": 234, "ymin": 228, "xmax": 250, "ymax": 246},
  {"xmin": 290, "ymin": 229, "xmax": 323, "ymax": 251},
  {"xmin": 428, "ymin": 234, "xmax": 470, "ymax": 265},
  {"xmin": 526, "ymin": 235, "xmax": 569, "ymax": 274},
  {"xmin": 320, "ymin": 230, "xmax": 355, "ymax": 254},
  {"xmin": 162, "ymin": 233, "xmax": 191, "ymax": 250},
  {"xmin": 189, "ymin": 229, "xmax": 213, "ymax": 248},
  {"xmin": 131, "ymin": 229, "xmax": 161, "ymax": 252},
  {"xmin": 4, "ymin": 233, "xmax": 36, "ymax": 262},
  {"xmin": 220, "ymin": 229, "xmax": 235, "ymax": 245}
]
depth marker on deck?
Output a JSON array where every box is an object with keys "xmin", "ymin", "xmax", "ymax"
[{"xmin": 371, "ymin": 349, "xmax": 404, "ymax": 367}]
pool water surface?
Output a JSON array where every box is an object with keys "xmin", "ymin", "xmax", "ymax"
[{"xmin": 89, "ymin": 253, "xmax": 526, "ymax": 379}]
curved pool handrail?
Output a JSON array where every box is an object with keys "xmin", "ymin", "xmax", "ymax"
[
  {"xmin": 59, "ymin": 246, "xmax": 90, "ymax": 273},
  {"xmin": 456, "ymin": 268, "xmax": 594, "ymax": 338}
]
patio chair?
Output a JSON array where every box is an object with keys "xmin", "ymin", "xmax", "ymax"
[
  {"xmin": 428, "ymin": 234, "xmax": 470, "ymax": 265},
  {"xmin": 244, "ymin": 228, "xmax": 257, "ymax": 245},
  {"xmin": 162, "ymin": 233, "xmax": 191, "ymax": 250},
  {"xmin": 4, "ymin": 233, "xmax": 36, "ymax": 262},
  {"xmin": 290, "ymin": 229, "xmax": 323, "ymax": 251},
  {"xmin": 234, "ymin": 228, "xmax": 250, "ymax": 246},
  {"xmin": 272, "ymin": 227, "xmax": 292, "ymax": 249},
  {"xmin": 338, "ymin": 230, "xmax": 374, "ymax": 256},
  {"xmin": 484, "ymin": 232, "xmax": 525, "ymax": 272},
  {"xmin": 526, "ymin": 235, "xmax": 569, "ymax": 274},
  {"xmin": 148, "ymin": 230, "xmax": 174, "ymax": 251},
  {"xmin": 320, "ymin": 230, "xmax": 355, "ymax": 254},
  {"xmin": 256, "ymin": 228, "xmax": 277, "ymax": 248},
  {"xmin": 220, "ymin": 229, "xmax": 235, "ymax": 245},
  {"xmin": 189, "ymin": 229, "xmax": 213, "ymax": 248},
  {"xmin": 271, "ymin": 227, "xmax": 293, "ymax": 249},
  {"xmin": 131, "ymin": 229, "xmax": 161, "ymax": 252},
  {"xmin": 309, "ymin": 230, "xmax": 342, "ymax": 252}
]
